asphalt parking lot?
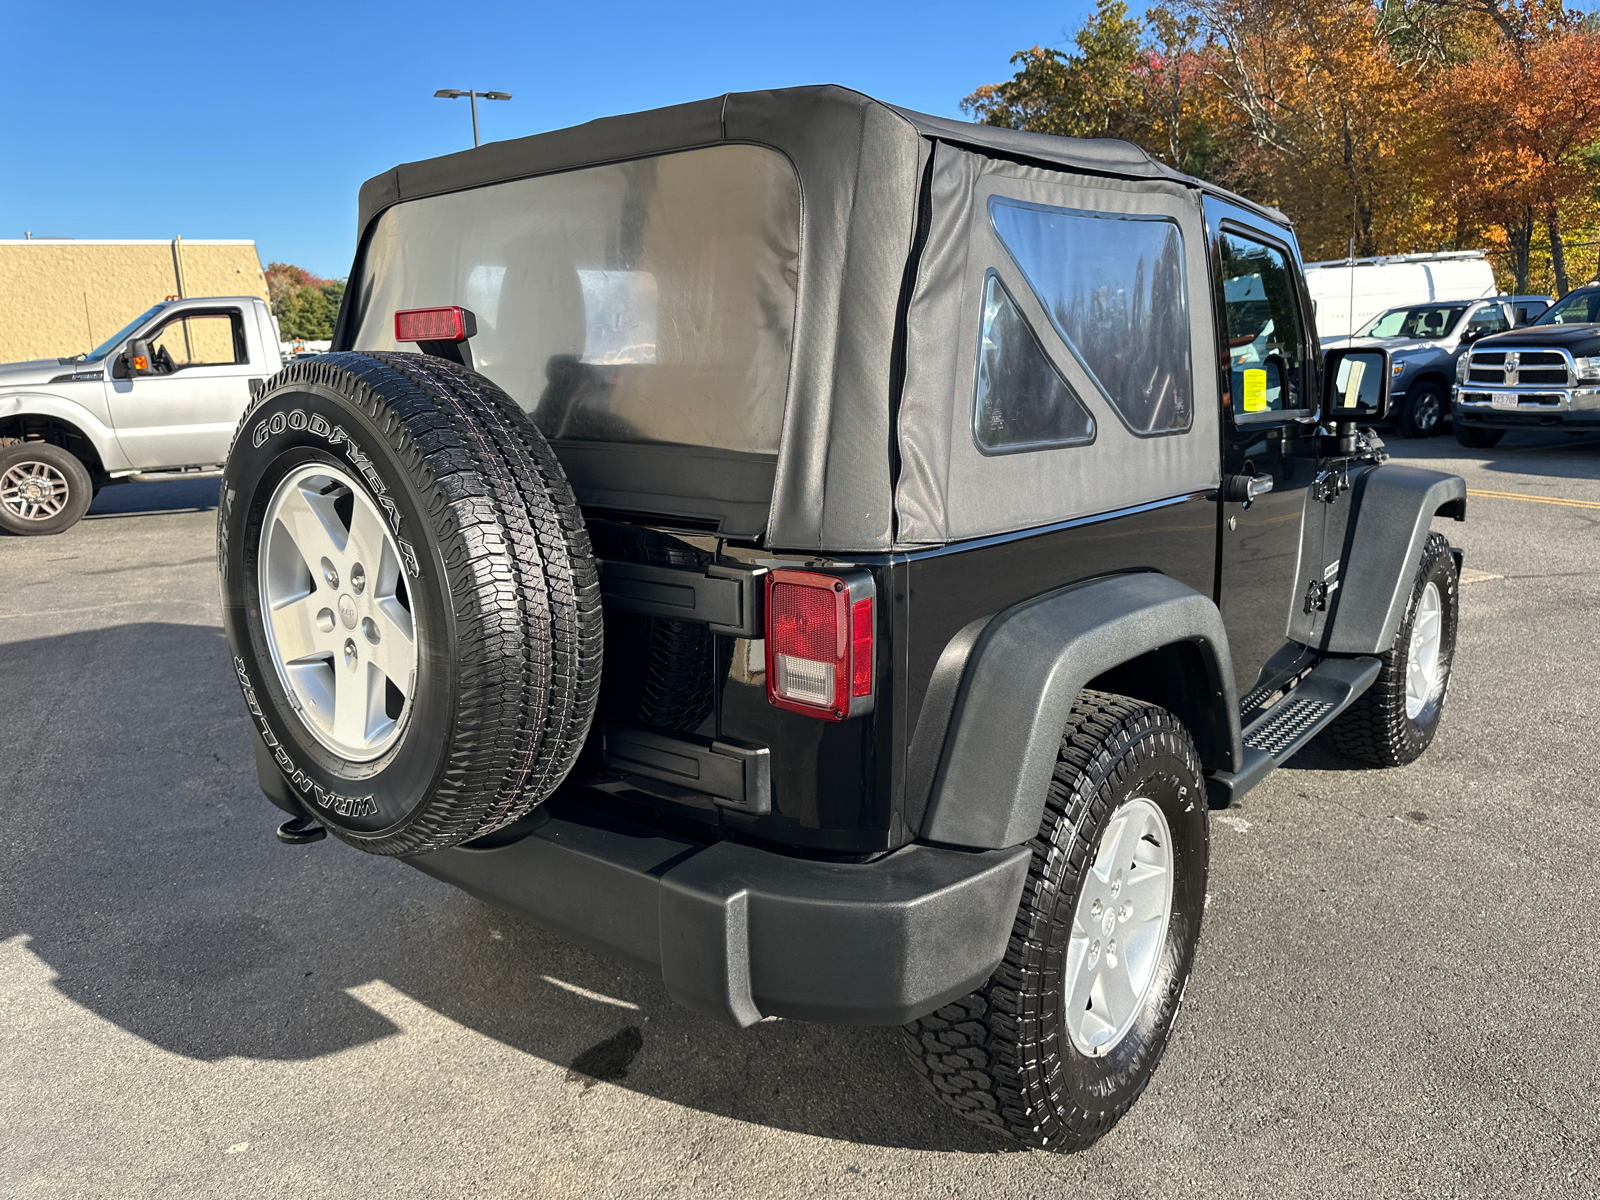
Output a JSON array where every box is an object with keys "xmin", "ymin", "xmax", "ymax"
[{"xmin": 2, "ymin": 431, "xmax": 1597, "ymax": 1198}]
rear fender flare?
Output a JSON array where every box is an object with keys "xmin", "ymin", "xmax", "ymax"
[{"xmin": 919, "ymin": 572, "xmax": 1239, "ymax": 850}]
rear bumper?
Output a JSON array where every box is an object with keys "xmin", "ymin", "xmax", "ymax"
[{"xmin": 405, "ymin": 794, "xmax": 1031, "ymax": 1028}]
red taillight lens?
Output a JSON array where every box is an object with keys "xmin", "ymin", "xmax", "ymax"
[
  {"xmin": 394, "ymin": 306, "xmax": 468, "ymax": 343},
  {"xmin": 764, "ymin": 570, "xmax": 873, "ymax": 721},
  {"xmin": 851, "ymin": 598, "xmax": 873, "ymax": 697}
]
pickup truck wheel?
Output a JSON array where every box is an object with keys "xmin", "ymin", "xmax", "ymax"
[
  {"xmin": 1324, "ymin": 532, "xmax": 1457, "ymax": 766},
  {"xmin": 902, "ymin": 691, "xmax": 1207, "ymax": 1151},
  {"xmin": 219, "ymin": 351, "xmax": 602, "ymax": 855},
  {"xmin": 1454, "ymin": 423, "xmax": 1504, "ymax": 448},
  {"xmin": 1395, "ymin": 382, "xmax": 1446, "ymax": 438},
  {"xmin": 0, "ymin": 443, "xmax": 93, "ymax": 536}
]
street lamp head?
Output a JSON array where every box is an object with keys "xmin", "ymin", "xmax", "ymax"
[
  {"xmin": 483, "ymin": 92, "xmax": 512, "ymax": 101},
  {"xmin": 434, "ymin": 89, "xmax": 463, "ymax": 99}
]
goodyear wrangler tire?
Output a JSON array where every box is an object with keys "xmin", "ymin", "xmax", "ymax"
[
  {"xmin": 902, "ymin": 691, "xmax": 1208, "ymax": 1152},
  {"xmin": 218, "ymin": 351, "xmax": 602, "ymax": 855}
]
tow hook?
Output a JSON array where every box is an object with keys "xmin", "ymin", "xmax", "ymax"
[{"xmin": 276, "ymin": 815, "xmax": 327, "ymax": 845}]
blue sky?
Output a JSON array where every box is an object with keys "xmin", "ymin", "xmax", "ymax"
[{"xmin": 3, "ymin": 1, "xmax": 1095, "ymax": 278}]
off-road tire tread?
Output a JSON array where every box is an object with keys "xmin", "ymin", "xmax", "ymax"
[
  {"xmin": 1324, "ymin": 532, "xmax": 1456, "ymax": 766},
  {"xmin": 228, "ymin": 351, "xmax": 601, "ymax": 855},
  {"xmin": 901, "ymin": 691, "xmax": 1205, "ymax": 1151}
]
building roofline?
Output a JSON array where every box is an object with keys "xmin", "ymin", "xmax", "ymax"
[{"xmin": 0, "ymin": 239, "xmax": 259, "ymax": 246}]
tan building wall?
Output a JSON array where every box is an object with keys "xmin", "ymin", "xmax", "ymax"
[{"xmin": 0, "ymin": 239, "xmax": 269, "ymax": 362}]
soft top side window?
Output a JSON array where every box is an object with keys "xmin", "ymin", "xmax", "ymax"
[
  {"xmin": 972, "ymin": 271, "xmax": 1095, "ymax": 455},
  {"xmin": 1217, "ymin": 232, "xmax": 1309, "ymax": 418},
  {"xmin": 989, "ymin": 198, "xmax": 1193, "ymax": 437}
]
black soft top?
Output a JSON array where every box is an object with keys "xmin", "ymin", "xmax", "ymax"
[{"xmin": 337, "ymin": 87, "xmax": 1287, "ymax": 551}]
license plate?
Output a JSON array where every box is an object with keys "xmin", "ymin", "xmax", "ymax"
[{"xmin": 1490, "ymin": 392, "xmax": 1519, "ymax": 409}]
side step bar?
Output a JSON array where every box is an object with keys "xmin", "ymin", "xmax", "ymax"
[{"xmin": 1205, "ymin": 655, "xmax": 1382, "ymax": 807}]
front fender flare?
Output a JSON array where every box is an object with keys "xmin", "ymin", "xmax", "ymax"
[
  {"xmin": 920, "ymin": 572, "xmax": 1238, "ymax": 850},
  {"xmin": 1322, "ymin": 464, "xmax": 1465, "ymax": 656}
]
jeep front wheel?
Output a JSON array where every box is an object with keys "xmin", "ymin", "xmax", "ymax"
[
  {"xmin": 219, "ymin": 352, "xmax": 602, "ymax": 855},
  {"xmin": 902, "ymin": 691, "xmax": 1208, "ymax": 1151},
  {"xmin": 1324, "ymin": 532, "xmax": 1458, "ymax": 766}
]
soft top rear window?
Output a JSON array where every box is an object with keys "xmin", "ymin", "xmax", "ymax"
[{"xmin": 350, "ymin": 144, "xmax": 802, "ymax": 456}]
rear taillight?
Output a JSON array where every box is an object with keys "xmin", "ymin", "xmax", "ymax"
[
  {"xmin": 394, "ymin": 306, "xmax": 472, "ymax": 343},
  {"xmin": 765, "ymin": 569, "xmax": 874, "ymax": 721}
]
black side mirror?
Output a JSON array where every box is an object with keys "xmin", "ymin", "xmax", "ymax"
[{"xmin": 1323, "ymin": 347, "xmax": 1390, "ymax": 422}]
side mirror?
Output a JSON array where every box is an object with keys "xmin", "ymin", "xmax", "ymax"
[
  {"xmin": 1323, "ymin": 347, "xmax": 1389, "ymax": 423},
  {"xmin": 127, "ymin": 339, "xmax": 153, "ymax": 376}
]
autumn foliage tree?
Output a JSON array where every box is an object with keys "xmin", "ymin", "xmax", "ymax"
[
  {"xmin": 264, "ymin": 262, "xmax": 346, "ymax": 341},
  {"xmin": 964, "ymin": 0, "xmax": 1600, "ymax": 293}
]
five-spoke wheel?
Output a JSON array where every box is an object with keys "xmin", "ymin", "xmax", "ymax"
[
  {"xmin": 259, "ymin": 464, "xmax": 419, "ymax": 761},
  {"xmin": 1065, "ymin": 796, "xmax": 1175, "ymax": 1057}
]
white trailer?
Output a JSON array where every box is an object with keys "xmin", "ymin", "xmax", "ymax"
[{"xmin": 1306, "ymin": 251, "xmax": 1498, "ymax": 343}]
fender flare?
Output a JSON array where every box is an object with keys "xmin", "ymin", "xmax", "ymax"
[
  {"xmin": 0, "ymin": 392, "xmax": 127, "ymax": 472},
  {"xmin": 919, "ymin": 572, "xmax": 1239, "ymax": 850},
  {"xmin": 1322, "ymin": 464, "xmax": 1465, "ymax": 656}
]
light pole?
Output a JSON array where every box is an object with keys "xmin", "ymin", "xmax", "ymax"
[{"xmin": 434, "ymin": 89, "xmax": 512, "ymax": 148}]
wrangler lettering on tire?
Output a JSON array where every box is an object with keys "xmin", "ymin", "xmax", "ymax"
[{"xmin": 218, "ymin": 351, "xmax": 602, "ymax": 855}]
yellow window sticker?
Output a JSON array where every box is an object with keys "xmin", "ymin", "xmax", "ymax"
[{"xmin": 1242, "ymin": 368, "xmax": 1268, "ymax": 412}]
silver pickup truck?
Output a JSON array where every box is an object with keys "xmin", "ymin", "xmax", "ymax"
[{"xmin": 0, "ymin": 296, "xmax": 282, "ymax": 535}]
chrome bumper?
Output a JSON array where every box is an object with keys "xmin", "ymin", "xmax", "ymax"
[{"xmin": 1453, "ymin": 385, "xmax": 1600, "ymax": 416}]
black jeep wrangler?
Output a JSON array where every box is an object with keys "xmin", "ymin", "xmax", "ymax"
[{"xmin": 219, "ymin": 87, "xmax": 1466, "ymax": 1151}]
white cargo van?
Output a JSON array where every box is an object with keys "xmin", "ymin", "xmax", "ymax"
[{"xmin": 1308, "ymin": 251, "xmax": 1498, "ymax": 343}]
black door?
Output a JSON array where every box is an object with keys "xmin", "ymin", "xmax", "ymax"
[{"xmin": 1205, "ymin": 200, "xmax": 1323, "ymax": 704}]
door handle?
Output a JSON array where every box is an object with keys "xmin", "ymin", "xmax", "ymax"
[{"xmin": 1223, "ymin": 474, "xmax": 1274, "ymax": 504}]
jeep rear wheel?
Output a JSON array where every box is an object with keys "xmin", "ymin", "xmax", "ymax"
[
  {"xmin": 902, "ymin": 692, "xmax": 1208, "ymax": 1151},
  {"xmin": 0, "ymin": 443, "xmax": 92, "ymax": 536},
  {"xmin": 219, "ymin": 351, "xmax": 602, "ymax": 855}
]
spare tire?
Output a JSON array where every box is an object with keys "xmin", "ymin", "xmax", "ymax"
[{"xmin": 218, "ymin": 351, "xmax": 602, "ymax": 855}]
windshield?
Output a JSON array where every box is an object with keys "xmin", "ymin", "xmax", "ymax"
[
  {"xmin": 69, "ymin": 304, "xmax": 167, "ymax": 362},
  {"xmin": 1357, "ymin": 304, "xmax": 1468, "ymax": 339},
  {"xmin": 1533, "ymin": 289, "xmax": 1600, "ymax": 325}
]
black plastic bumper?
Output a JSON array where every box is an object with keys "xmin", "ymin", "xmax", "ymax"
[{"xmin": 404, "ymin": 795, "xmax": 1032, "ymax": 1028}]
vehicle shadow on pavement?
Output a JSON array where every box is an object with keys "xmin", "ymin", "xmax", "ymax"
[
  {"xmin": 85, "ymin": 478, "xmax": 221, "ymax": 520},
  {"xmin": 1383, "ymin": 429, "xmax": 1600, "ymax": 480},
  {"xmin": 0, "ymin": 621, "xmax": 1009, "ymax": 1153}
]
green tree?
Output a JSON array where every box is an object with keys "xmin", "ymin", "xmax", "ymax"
[
  {"xmin": 265, "ymin": 263, "xmax": 346, "ymax": 341},
  {"xmin": 961, "ymin": 0, "xmax": 1146, "ymax": 138}
]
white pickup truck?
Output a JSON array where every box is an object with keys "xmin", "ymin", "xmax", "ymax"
[{"xmin": 0, "ymin": 296, "xmax": 283, "ymax": 535}]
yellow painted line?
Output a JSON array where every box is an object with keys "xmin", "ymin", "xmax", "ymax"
[{"xmin": 1466, "ymin": 488, "xmax": 1600, "ymax": 510}]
